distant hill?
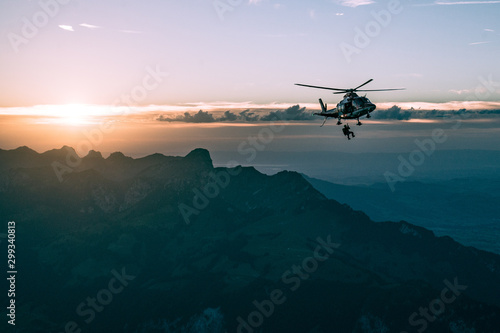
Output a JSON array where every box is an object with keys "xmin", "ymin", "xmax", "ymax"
[
  {"xmin": 0, "ymin": 146, "xmax": 499, "ymax": 333},
  {"xmin": 304, "ymin": 175, "xmax": 500, "ymax": 255},
  {"xmin": 210, "ymin": 149, "xmax": 500, "ymax": 185}
]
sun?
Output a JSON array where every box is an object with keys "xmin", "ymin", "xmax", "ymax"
[{"xmin": 56, "ymin": 104, "xmax": 92, "ymax": 125}]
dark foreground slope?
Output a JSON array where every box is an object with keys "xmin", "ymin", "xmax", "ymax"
[{"xmin": 0, "ymin": 146, "xmax": 499, "ymax": 333}]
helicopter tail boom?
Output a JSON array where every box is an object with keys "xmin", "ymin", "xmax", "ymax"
[{"xmin": 313, "ymin": 98, "xmax": 338, "ymax": 118}]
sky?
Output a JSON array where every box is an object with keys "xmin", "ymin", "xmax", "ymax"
[
  {"xmin": 0, "ymin": 0, "xmax": 499, "ymax": 108},
  {"xmin": 1, "ymin": 0, "xmax": 500, "ymax": 183}
]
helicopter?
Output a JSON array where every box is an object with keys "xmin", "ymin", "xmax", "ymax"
[{"xmin": 295, "ymin": 79, "xmax": 405, "ymax": 127}]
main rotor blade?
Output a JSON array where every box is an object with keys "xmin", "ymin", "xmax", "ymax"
[
  {"xmin": 356, "ymin": 88, "xmax": 406, "ymax": 92},
  {"xmin": 295, "ymin": 83, "xmax": 347, "ymax": 92},
  {"xmin": 296, "ymin": 82, "xmax": 405, "ymax": 93},
  {"xmin": 353, "ymin": 79, "xmax": 373, "ymax": 91}
]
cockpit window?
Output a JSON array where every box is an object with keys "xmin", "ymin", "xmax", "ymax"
[{"xmin": 353, "ymin": 98, "xmax": 363, "ymax": 108}]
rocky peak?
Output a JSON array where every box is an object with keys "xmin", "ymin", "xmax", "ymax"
[
  {"xmin": 84, "ymin": 150, "xmax": 104, "ymax": 160},
  {"xmin": 40, "ymin": 145, "xmax": 77, "ymax": 160},
  {"xmin": 13, "ymin": 145, "xmax": 38, "ymax": 154},
  {"xmin": 107, "ymin": 151, "xmax": 127, "ymax": 161},
  {"xmin": 184, "ymin": 148, "xmax": 213, "ymax": 168}
]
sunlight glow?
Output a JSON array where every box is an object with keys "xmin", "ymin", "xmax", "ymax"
[
  {"xmin": 55, "ymin": 104, "xmax": 93, "ymax": 126},
  {"xmin": 0, "ymin": 104, "xmax": 118, "ymax": 126}
]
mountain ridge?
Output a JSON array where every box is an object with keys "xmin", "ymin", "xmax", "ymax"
[{"xmin": 0, "ymin": 146, "xmax": 499, "ymax": 332}]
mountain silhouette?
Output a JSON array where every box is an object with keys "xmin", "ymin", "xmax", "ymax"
[
  {"xmin": 304, "ymin": 174, "xmax": 500, "ymax": 255},
  {"xmin": 0, "ymin": 146, "xmax": 499, "ymax": 333}
]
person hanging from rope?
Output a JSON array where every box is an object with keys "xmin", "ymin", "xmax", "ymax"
[{"xmin": 342, "ymin": 124, "xmax": 355, "ymax": 140}]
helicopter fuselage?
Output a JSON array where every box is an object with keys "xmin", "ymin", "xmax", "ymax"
[{"xmin": 336, "ymin": 92, "xmax": 376, "ymax": 119}]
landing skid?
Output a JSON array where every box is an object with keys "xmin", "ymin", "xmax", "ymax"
[{"xmin": 320, "ymin": 117, "xmax": 328, "ymax": 127}]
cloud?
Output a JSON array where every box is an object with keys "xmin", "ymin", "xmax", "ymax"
[
  {"xmin": 80, "ymin": 23, "xmax": 100, "ymax": 29},
  {"xmin": 373, "ymin": 105, "xmax": 412, "ymax": 120},
  {"xmin": 157, "ymin": 109, "xmax": 252, "ymax": 123},
  {"xmin": 260, "ymin": 105, "xmax": 315, "ymax": 121},
  {"xmin": 158, "ymin": 110, "xmax": 216, "ymax": 123},
  {"xmin": 58, "ymin": 25, "xmax": 74, "ymax": 32},
  {"xmin": 373, "ymin": 105, "xmax": 500, "ymax": 120},
  {"xmin": 158, "ymin": 106, "xmax": 500, "ymax": 123},
  {"xmin": 449, "ymin": 89, "xmax": 473, "ymax": 95},
  {"xmin": 238, "ymin": 110, "xmax": 260, "ymax": 121},
  {"xmin": 434, "ymin": 1, "xmax": 500, "ymax": 4},
  {"xmin": 157, "ymin": 105, "xmax": 314, "ymax": 123},
  {"xmin": 376, "ymin": 101, "xmax": 500, "ymax": 111},
  {"xmin": 219, "ymin": 110, "xmax": 238, "ymax": 121},
  {"xmin": 59, "ymin": 23, "xmax": 141, "ymax": 34},
  {"xmin": 469, "ymin": 41, "xmax": 491, "ymax": 45},
  {"xmin": 154, "ymin": 102, "xmax": 500, "ymax": 123},
  {"xmin": 335, "ymin": 0, "xmax": 375, "ymax": 7},
  {"xmin": 414, "ymin": 0, "xmax": 500, "ymax": 6}
]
